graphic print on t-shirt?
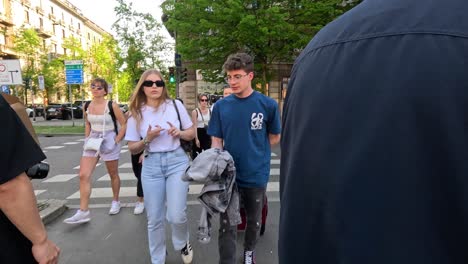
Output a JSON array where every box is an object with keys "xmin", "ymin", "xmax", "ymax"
[{"xmin": 251, "ymin": 112, "xmax": 264, "ymax": 130}]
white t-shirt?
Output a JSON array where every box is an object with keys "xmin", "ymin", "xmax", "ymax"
[{"xmin": 125, "ymin": 99, "xmax": 193, "ymax": 152}]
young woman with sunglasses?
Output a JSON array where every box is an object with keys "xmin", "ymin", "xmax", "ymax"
[
  {"xmin": 191, "ymin": 94, "xmax": 211, "ymax": 159},
  {"xmin": 64, "ymin": 78, "xmax": 126, "ymax": 224},
  {"xmin": 125, "ymin": 69, "xmax": 195, "ymax": 264}
]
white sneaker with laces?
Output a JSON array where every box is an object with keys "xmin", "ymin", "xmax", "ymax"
[
  {"xmin": 63, "ymin": 210, "xmax": 90, "ymax": 224},
  {"xmin": 180, "ymin": 242, "xmax": 193, "ymax": 264},
  {"xmin": 244, "ymin": 250, "xmax": 256, "ymax": 264},
  {"xmin": 109, "ymin": 201, "xmax": 121, "ymax": 215},
  {"xmin": 133, "ymin": 201, "xmax": 145, "ymax": 215}
]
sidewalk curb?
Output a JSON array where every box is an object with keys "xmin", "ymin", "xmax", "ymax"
[{"xmin": 38, "ymin": 199, "xmax": 68, "ymax": 225}]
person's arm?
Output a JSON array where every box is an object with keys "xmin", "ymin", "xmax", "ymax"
[
  {"xmin": 191, "ymin": 109, "xmax": 200, "ymax": 147},
  {"xmin": 180, "ymin": 125, "xmax": 195, "ymax": 141},
  {"xmin": 211, "ymin": 136, "xmax": 224, "ymax": 150},
  {"xmin": 112, "ymin": 102, "xmax": 127, "ymax": 144},
  {"xmin": 269, "ymin": 133, "xmax": 281, "ymax": 146},
  {"xmin": 84, "ymin": 110, "xmax": 91, "ymax": 138},
  {"xmin": 0, "ymin": 173, "xmax": 60, "ymax": 263}
]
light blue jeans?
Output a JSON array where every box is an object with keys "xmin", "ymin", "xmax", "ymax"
[{"xmin": 141, "ymin": 147, "xmax": 190, "ymax": 264}]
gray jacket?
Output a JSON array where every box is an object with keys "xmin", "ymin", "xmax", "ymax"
[{"xmin": 184, "ymin": 148, "xmax": 241, "ymax": 225}]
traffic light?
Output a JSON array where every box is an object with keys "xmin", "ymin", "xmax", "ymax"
[
  {"xmin": 169, "ymin": 67, "xmax": 175, "ymax": 83},
  {"xmin": 179, "ymin": 68, "xmax": 188, "ymax": 83}
]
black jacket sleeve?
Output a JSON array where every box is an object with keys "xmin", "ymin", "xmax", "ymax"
[{"xmin": 0, "ymin": 95, "xmax": 46, "ymax": 185}]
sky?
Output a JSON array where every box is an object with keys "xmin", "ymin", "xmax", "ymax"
[{"xmin": 67, "ymin": 0, "xmax": 167, "ymax": 35}]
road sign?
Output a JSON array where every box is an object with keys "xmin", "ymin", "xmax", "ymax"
[
  {"xmin": 1, "ymin": 85, "xmax": 10, "ymax": 94},
  {"xmin": 0, "ymin": 60, "xmax": 23, "ymax": 85},
  {"xmin": 38, "ymin": 75, "xmax": 45, "ymax": 90},
  {"xmin": 64, "ymin": 60, "xmax": 83, "ymax": 84}
]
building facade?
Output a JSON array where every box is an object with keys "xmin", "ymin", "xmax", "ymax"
[{"xmin": 0, "ymin": 0, "xmax": 111, "ymax": 103}]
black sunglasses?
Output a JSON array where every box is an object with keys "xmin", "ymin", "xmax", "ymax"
[
  {"xmin": 142, "ymin": 80, "xmax": 165, "ymax": 87},
  {"xmin": 90, "ymin": 84, "xmax": 104, "ymax": 90},
  {"xmin": 200, "ymin": 99, "xmax": 208, "ymax": 102}
]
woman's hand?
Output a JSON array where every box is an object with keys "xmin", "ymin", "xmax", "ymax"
[
  {"xmin": 166, "ymin": 122, "xmax": 180, "ymax": 138},
  {"xmin": 146, "ymin": 125, "xmax": 164, "ymax": 141}
]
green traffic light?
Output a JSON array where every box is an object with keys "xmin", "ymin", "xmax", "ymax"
[{"xmin": 169, "ymin": 76, "xmax": 175, "ymax": 83}]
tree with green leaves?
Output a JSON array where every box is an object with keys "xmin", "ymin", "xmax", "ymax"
[
  {"xmin": 13, "ymin": 27, "xmax": 43, "ymax": 104},
  {"xmin": 113, "ymin": 0, "xmax": 174, "ymax": 100},
  {"xmin": 162, "ymin": 0, "xmax": 361, "ymax": 92}
]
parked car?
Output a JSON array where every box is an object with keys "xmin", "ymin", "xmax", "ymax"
[
  {"xmin": 25, "ymin": 107, "xmax": 34, "ymax": 117},
  {"xmin": 26, "ymin": 104, "xmax": 45, "ymax": 117},
  {"xmin": 119, "ymin": 103, "xmax": 128, "ymax": 113},
  {"xmin": 45, "ymin": 103, "xmax": 83, "ymax": 120}
]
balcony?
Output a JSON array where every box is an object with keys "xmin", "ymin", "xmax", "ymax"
[
  {"xmin": 69, "ymin": 24, "xmax": 75, "ymax": 31},
  {"xmin": 35, "ymin": 27, "xmax": 53, "ymax": 38},
  {"xmin": 21, "ymin": 0, "xmax": 31, "ymax": 7},
  {"xmin": 0, "ymin": 13, "xmax": 14, "ymax": 27},
  {"xmin": 0, "ymin": 44, "xmax": 16, "ymax": 57},
  {"xmin": 48, "ymin": 13, "xmax": 56, "ymax": 21},
  {"xmin": 35, "ymin": 6, "xmax": 44, "ymax": 15}
]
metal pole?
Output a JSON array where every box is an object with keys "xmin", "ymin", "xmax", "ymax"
[
  {"xmin": 31, "ymin": 87, "xmax": 36, "ymax": 122},
  {"xmin": 68, "ymin": 84, "xmax": 75, "ymax": 127},
  {"xmin": 81, "ymin": 85, "xmax": 85, "ymax": 127}
]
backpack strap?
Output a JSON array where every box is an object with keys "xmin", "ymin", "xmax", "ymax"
[
  {"xmin": 172, "ymin": 99, "xmax": 182, "ymax": 130},
  {"xmin": 84, "ymin": 101, "xmax": 91, "ymax": 112},
  {"xmin": 108, "ymin": 100, "xmax": 118, "ymax": 134}
]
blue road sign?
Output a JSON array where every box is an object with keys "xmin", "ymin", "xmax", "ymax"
[
  {"xmin": 1, "ymin": 85, "xmax": 10, "ymax": 94},
  {"xmin": 65, "ymin": 60, "xmax": 83, "ymax": 84}
]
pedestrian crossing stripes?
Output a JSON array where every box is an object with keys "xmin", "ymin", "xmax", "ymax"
[
  {"xmin": 66, "ymin": 182, "xmax": 280, "ymax": 200},
  {"xmin": 64, "ymin": 142, "xmax": 81, "ymax": 145},
  {"xmin": 43, "ymin": 174, "xmax": 78, "ymax": 183},
  {"xmin": 73, "ymin": 163, "xmax": 102, "ymax": 170},
  {"xmin": 44, "ymin": 146, "xmax": 65, "ymax": 150}
]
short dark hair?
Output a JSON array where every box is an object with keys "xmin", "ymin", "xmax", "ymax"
[{"xmin": 223, "ymin": 53, "xmax": 254, "ymax": 73}]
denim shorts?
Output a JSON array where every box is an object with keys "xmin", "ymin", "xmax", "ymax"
[{"xmin": 82, "ymin": 130, "xmax": 121, "ymax": 161}]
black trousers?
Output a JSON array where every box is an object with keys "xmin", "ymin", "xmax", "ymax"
[
  {"xmin": 192, "ymin": 127, "xmax": 211, "ymax": 159},
  {"xmin": 131, "ymin": 151, "xmax": 144, "ymax": 197}
]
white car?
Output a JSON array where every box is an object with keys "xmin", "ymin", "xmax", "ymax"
[{"xmin": 25, "ymin": 107, "xmax": 34, "ymax": 117}]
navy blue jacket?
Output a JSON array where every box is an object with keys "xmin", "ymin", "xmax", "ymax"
[{"xmin": 280, "ymin": 0, "xmax": 468, "ymax": 263}]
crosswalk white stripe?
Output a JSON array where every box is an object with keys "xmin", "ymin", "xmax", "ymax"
[
  {"xmin": 121, "ymin": 145, "xmax": 128, "ymax": 149},
  {"xmin": 67, "ymin": 197, "xmax": 281, "ymax": 209},
  {"xmin": 270, "ymin": 168, "xmax": 280, "ymax": 175},
  {"xmin": 76, "ymin": 139, "xmax": 85, "ymax": 142},
  {"xmin": 97, "ymin": 173, "xmax": 136, "ymax": 181},
  {"xmin": 73, "ymin": 163, "xmax": 102, "ymax": 170},
  {"xmin": 35, "ymin": 190, "xmax": 46, "ymax": 196},
  {"xmin": 271, "ymin": 153, "xmax": 277, "ymax": 157},
  {"xmin": 43, "ymin": 174, "xmax": 78, "ymax": 183},
  {"xmin": 64, "ymin": 142, "xmax": 81, "ymax": 145},
  {"xmin": 119, "ymin": 163, "xmax": 132, "ymax": 169},
  {"xmin": 66, "ymin": 182, "xmax": 280, "ymax": 200},
  {"xmin": 44, "ymin": 146, "xmax": 64, "ymax": 150},
  {"xmin": 120, "ymin": 149, "xmax": 129, "ymax": 153},
  {"xmin": 270, "ymin": 159, "xmax": 280, "ymax": 165}
]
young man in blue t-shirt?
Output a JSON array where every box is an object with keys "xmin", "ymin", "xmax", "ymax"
[{"xmin": 208, "ymin": 53, "xmax": 281, "ymax": 264}]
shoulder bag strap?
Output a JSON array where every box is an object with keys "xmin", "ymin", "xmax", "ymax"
[{"xmin": 172, "ymin": 99, "xmax": 182, "ymax": 130}]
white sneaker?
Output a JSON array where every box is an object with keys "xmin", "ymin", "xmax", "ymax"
[
  {"xmin": 133, "ymin": 201, "xmax": 145, "ymax": 215},
  {"xmin": 63, "ymin": 210, "xmax": 90, "ymax": 224},
  {"xmin": 180, "ymin": 242, "xmax": 193, "ymax": 264},
  {"xmin": 109, "ymin": 201, "xmax": 121, "ymax": 215}
]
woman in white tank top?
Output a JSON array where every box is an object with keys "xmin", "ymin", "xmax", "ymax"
[
  {"xmin": 191, "ymin": 94, "xmax": 211, "ymax": 159},
  {"xmin": 63, "ymin": 78, "xmax": 127, "ymax": 225}
]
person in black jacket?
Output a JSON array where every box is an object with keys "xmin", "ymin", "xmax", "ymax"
[
  {"xmin": 280, "ymin": 0, "xmax": 468, "ymax": 263},
  {"xmin": 0, "ymin": 94, "xmax": 60, "ymax": 264}
]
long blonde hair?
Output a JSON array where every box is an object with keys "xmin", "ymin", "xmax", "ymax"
[{"xmin": 128, "ymin": 69, "xmax": 170, "ymax": 129}]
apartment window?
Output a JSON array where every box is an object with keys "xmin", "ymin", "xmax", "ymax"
[
  {"xmin": 43, "ymin": 39, "xmax": 46, "ymax": 49},
  {"xmin": 61, "ymin": 12, "xmax": 64, "ymax": 20},
  {"xmin": 39, "ymin": 18, "xmax": 43, "ymax": 28},
  {"xmin": 87, "ymin": 33, "xmax": 90, "ymax": 40},
  {"xmin": 25, "ymin": 11, "xmax": 29, "ymax": 23},
  {"xmin": 54, "ymin": 44, "xmax": 57, "ymax": 53},
  {"xmin": 63, "ymin": 47, "xmax": 67, "ymax": 55},
  {"xmin": 50, "ymin": 6, "xmax": 54, "ymax": 14},
  {"xmin": 62, "ymin": 29, "xmax": 65, "ymax": 38},
  {"xmin": 78, "ymin": 23, "xmax": 80, "ymax": 29}
]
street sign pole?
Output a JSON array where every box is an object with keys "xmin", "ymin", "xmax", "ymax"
[
  {"xmin": 64, "ymin": 60, "xmax": 83, "ymax": 127},
  {"xmin": 68, "ymin": 84, "xmax": 75, "ymax": 127}
]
